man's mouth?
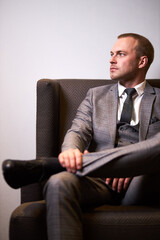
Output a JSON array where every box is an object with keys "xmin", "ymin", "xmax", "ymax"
[{"xmin": 110, "ymin": 67, "xmax": 118, "ymax": 72}]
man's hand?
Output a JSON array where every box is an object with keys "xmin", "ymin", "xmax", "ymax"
[
  {"xmin": 58, "ymin": 149, "xmax": 83, "ymax": 173},
  {"xmin": 106, "ymin": 177, "xmax": 132, "ymax": 193}
]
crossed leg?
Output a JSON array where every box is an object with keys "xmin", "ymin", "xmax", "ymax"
[{"xmin": 78, "ymin": 133, "xmax": 160, "ymax": 178}]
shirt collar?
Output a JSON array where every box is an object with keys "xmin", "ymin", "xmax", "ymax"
[{"xmin": 118, "ymin": 80, "xmax": 146, "ymax": 97}]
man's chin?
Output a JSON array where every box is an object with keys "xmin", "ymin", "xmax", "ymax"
[{"xmin": 110, "ymin": 75, "xmax": 120, "ymax": 81}]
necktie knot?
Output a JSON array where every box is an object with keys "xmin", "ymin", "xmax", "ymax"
[{"xmin": 124, "ymin": 88, "xmax": 136, "ymax": 97}]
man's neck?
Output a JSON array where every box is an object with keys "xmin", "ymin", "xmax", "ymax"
[{"xmin": 119, "ymin": 78, "xmax": 145, "ymax": 88}]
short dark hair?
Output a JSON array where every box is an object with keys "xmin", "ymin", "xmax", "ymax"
[{"xmin": 118, "ymin": 33, "xmax": 154, "ymax": 71}]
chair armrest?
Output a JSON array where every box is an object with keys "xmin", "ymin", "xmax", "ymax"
[
  {"xmin": 21, "ymin": 79, "xmax": 60, "ymax": 203},
  {"xmin": 36, "ymin": 79, "xmax": 60, "ymax": 158}
]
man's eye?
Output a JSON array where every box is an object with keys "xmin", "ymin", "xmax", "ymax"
[{"xmin": 118, "ymin": 52, "xmax": 125, "ymax": 56}]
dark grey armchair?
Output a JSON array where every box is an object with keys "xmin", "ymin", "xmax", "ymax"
[{"xmin": 10, "ymin": 79, "xmax": 160, "ymax": 240}]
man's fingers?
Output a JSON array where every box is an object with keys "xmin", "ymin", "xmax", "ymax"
[
  {"xmin": 112, "ymin": 178, "xmax": 119, "ymax": 191},
  {"xmin": 114, "ymin": 178, "xmax": 132, "ymax": 193},
  {"xmin": 84, "ymin": 150, "xmax": 89, "ymax": 154},
  {"xmin": 58, "ymin": 149, "xmax": 83, "ymax": 173},
  {"xmin": 117, "ymin": 178, "xmax": 125, "ymax": 193},
  {"xmin": 58, "ymin": 152, "xmax": 66, "ymax": 168},
  {"xmin": 58, "ymin": 150, "xmax": 72, "ymax": 170},
  {"xmin": 68, "ymin": 150, "xmax": 76, "ymax": 172},
  {"xmin": 106, "ymin": 178, "xmax": 112, "ymax": 185},
  {"xmin": 123, "ymin": 177, "xmax": 132, "ymax": 191},
  {"xmin": 75, "ymin": 149, "xmax": 83, "ymax": 170}
]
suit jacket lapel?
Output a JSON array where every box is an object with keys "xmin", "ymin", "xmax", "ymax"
[
  {"xmin": 106, "ymin": 84, "xmax": 118, "ymax": 145},
  {"xmin": 139, "ymin": 82, "xmax": 156, "ymax": 141}
]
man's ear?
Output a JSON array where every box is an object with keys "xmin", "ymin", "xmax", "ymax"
[{"xmin": 138, "ymin": 56, "xmax": 148, "ymax": 69}]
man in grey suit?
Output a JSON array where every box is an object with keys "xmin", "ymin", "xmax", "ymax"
[
  {"xmin": 2, "ymin": 33, "xmax": 160, "ymax": 239},
  {"xmin": 43, "ymin": 33, "xmax": 160, "ymax": 239}
]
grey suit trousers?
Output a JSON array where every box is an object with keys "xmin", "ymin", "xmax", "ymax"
[
  {"xmin": 44, "ymin": 133, "xmax": 160, "ymax": 240},
  {"xmin": 44, "ymin": 173, "xmax": 119, "ymax": 240}
]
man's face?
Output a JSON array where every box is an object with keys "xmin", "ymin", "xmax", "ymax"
[{"xmin": 110, "ymin": 37, "xmax": 140, "ymax": 81}]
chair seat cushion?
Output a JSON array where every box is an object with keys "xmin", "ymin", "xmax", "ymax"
[
  {"xmin": 83, "ymin": 205, "xmax": 160, "ymax": 239},
  {"xmin": 10, "ymin": 200, "xmax": 160, "ymax": 240}
]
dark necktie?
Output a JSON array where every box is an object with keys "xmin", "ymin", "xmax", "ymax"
[{"xmin": 120, "ymin": 88, "xmax": 136, "ymax": 124}]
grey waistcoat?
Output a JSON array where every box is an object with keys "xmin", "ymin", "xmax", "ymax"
[{"xmin": 116, "ymin": 122, "xmax": 139, "ymax": 147}]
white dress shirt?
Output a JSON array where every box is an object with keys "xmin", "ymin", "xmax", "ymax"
[{"xmin": 118, "ymin": 81, "xmax": 146, "ymax": 126}]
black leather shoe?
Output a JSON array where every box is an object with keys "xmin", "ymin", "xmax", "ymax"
[{"xmin": 2, "ymin": 158, "xmax": 65, "ymax": 189}]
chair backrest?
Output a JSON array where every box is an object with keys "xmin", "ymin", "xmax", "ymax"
[
  {"xmin": 36, "ymin": 79, "xmax": 115, "ymax": 158},
  {"xmin": 21, "ymin": 78, "xmax": 160, "ymax": 203}
]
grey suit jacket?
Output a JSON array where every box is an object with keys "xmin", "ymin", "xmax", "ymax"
[{"xmin": 62, "ymin": 81, "xmax": 160, "ymax": 153}]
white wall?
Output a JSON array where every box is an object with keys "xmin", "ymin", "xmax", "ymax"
[{"xmin": 0, "ymin": 0, "xmax": 160, "ymax": 239}]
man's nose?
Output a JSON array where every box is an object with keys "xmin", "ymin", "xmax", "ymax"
[{"xmin": 110, "ymin": 54, "xmax": 117, "ymax": 63}]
